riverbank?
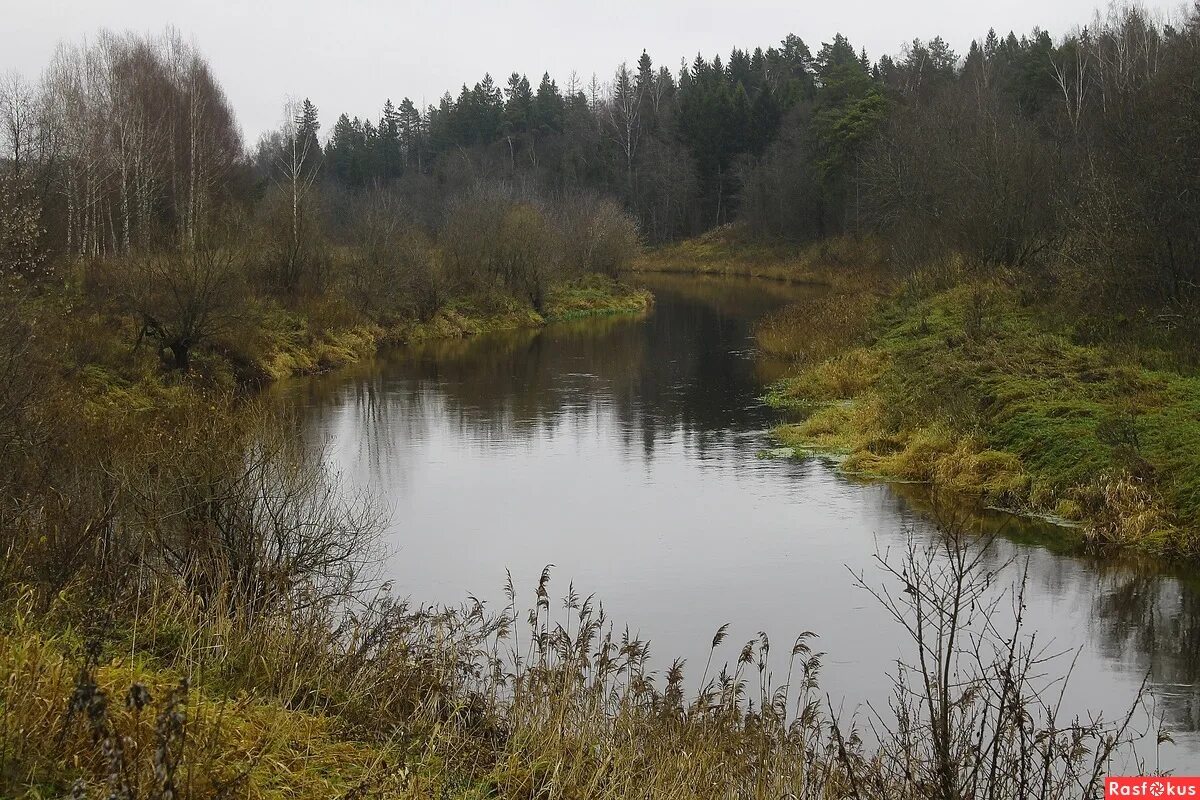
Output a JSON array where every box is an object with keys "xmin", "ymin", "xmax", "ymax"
[
  {"xmin": 633, "ymin": 227, "xmax": 884, "ymax": 284},
  {"xmin": 2, "ymin": 574, "xmax": 825, "ymax": 800},
  {"xmin": 638, "ymin": 229, "xmax": 1200, "ymax": 557},
  {"xmin": 701, "ymin": 246, "xmax": 1200, "ymax": 558},
  {"xmin": 394, "ymin": 277, "xmax": 654, "ymax": 345},
  {"xmin": 71, "ymin": 275, "xmax": 652, "ymax": 396}
]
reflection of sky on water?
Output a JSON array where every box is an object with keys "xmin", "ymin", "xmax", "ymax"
[{"xmin": 278, "ymin": 274, "xmax": 1200, "ymax": 771}]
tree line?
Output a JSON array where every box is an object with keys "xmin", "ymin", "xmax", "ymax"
[
  {"xmin": 3, "ymin": 4, "xmax": 1199, "ymax": 338},
  {"xmin": 279, "ymin": 36, "xmax": 822, "ymax": 242},
  {"xmin": 301, "ymin": 3, "xmax": 1199, "ymax": 319}
]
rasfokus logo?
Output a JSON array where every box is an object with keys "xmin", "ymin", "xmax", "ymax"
[{"xmin": 1107, "ymin": 778, "xmax": 1200, "ymax": 798}]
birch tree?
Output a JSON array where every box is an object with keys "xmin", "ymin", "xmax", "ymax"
[{"xmin": 262, "ymin": 97, "xmax": 323, "ymax": 293}]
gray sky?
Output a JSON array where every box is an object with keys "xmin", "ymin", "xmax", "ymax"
[{"xmin": 1, "ymin": 0, "xmax": 1179, "ymax": 146}]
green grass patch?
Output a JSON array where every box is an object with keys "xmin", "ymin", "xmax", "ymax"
[
  {"xmin": 543, "ymin": 275, "xmax": 653, "ymax": 321},
  {"xmin": 769, "ymin": 277, "xmax": 1200, "ymax": 557}
]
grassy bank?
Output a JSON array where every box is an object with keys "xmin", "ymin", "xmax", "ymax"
[
  {"xmin": 761, "ymin": 264, "xmax": 1200, "ymax": 558},
  {"xmin": 633, "ymin": 227, "xmax": 884, "ymax": 284},
  {"xmin": 636, "ymin": 227, "xmax": 1200, "ymax": 557},
  {"xmin": 383, "ymin": 277, "xmax": 652, "ymax": 342},
  {"xmin": 71, "ymin": 275, "xmax": 652, "ymax": 395},
  {"xmin": 0, "ymin": 576, "xmax": 830, "ymax": 800},
  {"xmin": 277, "ymin": 276, "xmax": 650, "ymax": 379}
]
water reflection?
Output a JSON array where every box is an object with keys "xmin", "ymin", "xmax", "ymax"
[{"xmin": 279, "ymin": 273, "xmax": 1200, "ymax": 770}]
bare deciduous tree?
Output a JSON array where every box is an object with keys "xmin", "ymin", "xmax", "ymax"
[
  {"xmin": 602, "ymin": 64, "xmax": 641, "ymax": 195},
  {"xmin": 124, "ymin": 226, "xmax": 246, "ymax": 369}
]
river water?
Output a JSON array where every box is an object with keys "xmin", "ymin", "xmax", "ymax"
[{"xmin": 281, "ymin": 273, "xmax": 1200, "ymax": 771}]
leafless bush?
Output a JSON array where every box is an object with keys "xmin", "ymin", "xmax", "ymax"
[
  {"xmin": 116, "ymin": 221, "xmax": 249, "ymax": 369},
  {"xmin": 835, "ymin": 515, "xmax": 1155, "ymax": 799},
  {"xmin": 442, "ymin": 186, "xmax": 559, "ymax": 310},
  {"xmin": 554, "ymin": 192, "xmax": 641, "ymax": 278},
  {"xmin": 254, "ymin": 183, "xmax": 329, "ymax": 296},
  {"xmin": 117, "ymin": 403, "xmax": 383, "ymax": 613},
  {"xmin": 344, "ymin": 189, "xmax": 443, "ymax": 320}
]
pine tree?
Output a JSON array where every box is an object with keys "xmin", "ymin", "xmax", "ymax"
[
  {"xmin": 812, "ymin": 34, "xmax": 888, "ymax": 230},
  {"xmin": 296, "ymin": 98, "xmax": 320, "ymax": 143},
  {"xmin": 472, "ymin": 74, "xmax": 504, "ymax": 143},
  {"xmin": 728, "ymin": 48, "xmax": 753, "ymax": 89},
  {"xmin": 636, "ymin": 51, "xmax": 654, "ymax": 96},
  {"xmin": 326, "ymin": 113, "xmax": 361, "ymax": 186},
  {"xmin": 533, "ymin": 73, "xmax": 564, "ymax": 133},
  {"xmin": 293, "ymin": 98, "xmax": 322, "ymax": 181},
  {"xmin": 503, "ymin": 73, "xmax": 534, "ymax": 169},
  {"xmin": 504, "ymin": 73, "xmax": 534, "ymax": 133},
  {"xmin": 379, "ymin": 99, "xmax": 402, "ymax": 178},
  {"xmin": 397, "ymin": 98, "xmax": 424, "ymax": 171}
]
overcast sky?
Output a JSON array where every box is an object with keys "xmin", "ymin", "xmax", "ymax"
[{"xmin": 1, "ymin": 0, "xmax": 1180, "ymax": 146}]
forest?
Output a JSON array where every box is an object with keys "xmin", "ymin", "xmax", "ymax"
[
  {"xmin": 6, "ymin": 5, "xmax": 1198, "ymax": 306},
  {"xmin": 1, "ymin": 2, "xmax": 1198, "ymax": 798}
]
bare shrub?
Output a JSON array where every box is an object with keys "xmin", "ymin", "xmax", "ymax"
[
  {"xmin": 837, "ymin": 515, "xmax": 1154, "ymax": 799},
  {"xmin": 344, "ymin": 189, "xmax": 443, "ymax": 320},
  {"xmin": 442, "ymin": 187, "xmax": 558, "ymax": 310},
  {"xmin": 555, "ymin": 192, "xmax": 641, "ymax": 278},
  {"xmin": 116, "ymin": 403, "xmax": 382, "ymax": 612},
  {"xmin": 117, "ymin": 227, "xmax": 248, "ymax": 370},
  {"xmin": 254, "ymin": 183, "xmax": 328, "ymax": 296}
]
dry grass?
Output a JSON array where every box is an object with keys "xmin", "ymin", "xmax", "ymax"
[
  {"xmin": 634, "ymin": 227, "xmax": 886, "ymax": 285},
  {"xmin": 543, "ymin": 275, "xmax": 653, "ymax": 321},
  {"xmin": 1072, "ymin": 472, "xmax": 1177, "ymax": 550},
  {"xmin": 0, "ymin": 575, "xmax": 842, "ymax": 800},
  {"xmin": 0, "ymin": 598, "xmax": 403, "ymax": 799},
  {"xmin": 770, "ymin": 348, "xmax": 886, "ymax": 401},
  {"xmin": 1, "ymin": 546, "xmax": 1148, "ymax": 800}
]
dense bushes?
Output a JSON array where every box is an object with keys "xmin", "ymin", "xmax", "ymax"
[
  {"xmin": 555, "ymin": 192, "xmax": 642, "ymax": 278},
  {"xmin": 343, "ymin": 190, "xmax": 443, "ymax": 320},
  {"xmin": 440, "ymin": 186, "xmax": 641, "ymax": 311}
]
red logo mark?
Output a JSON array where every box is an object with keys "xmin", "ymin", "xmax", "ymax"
[{"xmin": 1107, "ymin": 778, "xmax": 1200, "ymax": 798}]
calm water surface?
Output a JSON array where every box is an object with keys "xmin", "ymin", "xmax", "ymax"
[{"xmin": 282, "ymin": 274, "xmax": 1200, "ymax": 771}]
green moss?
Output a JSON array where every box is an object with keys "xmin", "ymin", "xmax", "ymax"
[{"xmin": 769, "ymin": 276, "xmax": 1200, "ymax": 557}]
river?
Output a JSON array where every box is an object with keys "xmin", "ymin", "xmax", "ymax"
[{"xmin": 280, "ymin": 273, "xmax": 1200, "ymax": 772}]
